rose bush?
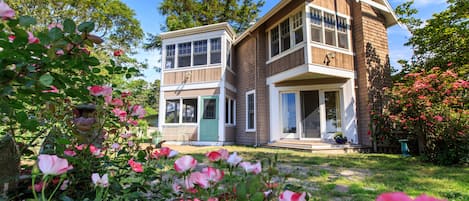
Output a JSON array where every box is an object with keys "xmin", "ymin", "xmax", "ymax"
[{"xmin": 371, "ymin": 66, "xmax": 468, "ymax": 164}]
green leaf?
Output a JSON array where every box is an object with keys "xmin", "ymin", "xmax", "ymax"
[
  {"xmin": 87, "ymin": 57, "xmax": 100, "ymax": 66},
  {"xmin": 48, "ymin": 28, "xmax": 64, "ymax": 41},
  {"xmin": 251, "ymin": 192, "xmax": 264, "ymax": 201},
  {"xmin": 17, "ymin": 111, "xmax": 28, "ymax": 123},
  {"xmin": 18, "ymin": 16, "xmax": 37, "ymax": 27},
  {"xmin": 57, "ymin": 138, "xmax": 71, "ymax": 145},
  {"xmin": 125, "ymin": 73, "xmax": 132, "ymax": 79},
  {"xmin": 77, "ymin": 22, "xmax": 95, "ymax": 33},
  {"xmin": 63, "ymin": 19, "xmax": 76, "ymax": 34},
  {"xmin": 92, "ymin": 68, "xmax": 101, "ymax": 73},
  {"xmin": 236, "ymin": 183, "xmax": 248, "ymax": 201},
  {"xmin": 39, "ymin": 74, "xmax": 54, "ymax": 87},
  {"xmin": 23, "ymin": 119, "xmax": 39, "ymax": 131}
]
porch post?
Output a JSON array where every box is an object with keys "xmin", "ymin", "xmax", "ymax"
[{"xmin": 269, "ymin": 84, "xmax": 280, "ymax": 142}]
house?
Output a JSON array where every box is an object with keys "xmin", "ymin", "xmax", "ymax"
[{"xmin": 158, "ymin": 0, "xmax": 398, "ymax": 147}]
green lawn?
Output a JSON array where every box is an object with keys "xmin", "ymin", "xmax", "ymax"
[{"xmin": 172, "ymin": 146, "xmax": 469, "ymax": 201}]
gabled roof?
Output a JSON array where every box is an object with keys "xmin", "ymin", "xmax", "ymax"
[
  {"xmin": 160, "ymin": 22, "xmax": 236, "ymax": 40},
  {"xmin": 234, "ymin": 0, "xmax": 399, "ymax": 45}
]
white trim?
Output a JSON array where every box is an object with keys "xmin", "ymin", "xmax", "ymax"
[
  {"xmin": 162, "ymin": 97, "xmax": 199, "ymax": 126},
  {"xmin": 197, "ymin": 96, "xmax": 201, "ymax": 141},
  {"xmin": 163, "ymin": 65, "xmax": 222, "ymax": 73},
  {"xmin": 266, "ymin": 64, "xmax": 309, "ymax": 85},
  {"xmin": 310, "ymin": 43, "xmax": 354, "ymax": 56},
  {"xmin": 360, "ymin": 0, "xmax": 390, "ymax": 13},
  {"xmin": 224, "ymin": 96, "xmax": 237, "ymax": 126},
  {"xmin": 307, "ymin": 64, "xmax": 355, "ymax": 79},
  {"xmin": 161, "ymin": 82, "xmax": 220, "ymax": 91},
  {"xmin": 225, "ymin": 82, "xmax": 237, "ymax": 93},
  {"xmin": 269, "ymin": 85, "xmax": 280, "ymax": 142},
  {"xmin": 307, "ymin": 4, "xmax": 353, "ymax": 20},
  {"xmin": 245, "ymin": 90, "xmax": 256, "ymax": 132}
]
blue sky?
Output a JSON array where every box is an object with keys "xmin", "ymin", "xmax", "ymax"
[{"xmin": 122, "ymin": 0, "xmax": 448, "ymax": 83}]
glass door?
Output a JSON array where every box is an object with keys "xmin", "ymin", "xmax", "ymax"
[
  {"xmin": 301, "ymin": 91, "xmax": 321, "ymax": 138},
  {"xmin": 280, "ymin": 93, "xmax": 298, "ymax": 138}
]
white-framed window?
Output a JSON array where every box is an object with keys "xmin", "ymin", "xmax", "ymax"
[
  {"xmin": 210, "ymin": 38, "xmax": 221, "ymax": 64},
  {"xmin": 178, "ymin": 42, "xmax": 192, "ymax": 67},
  {"xmin": 245, "ymin": 90, "xmax": 256, "ymax": 132},
  {"xmin": 165, "ymin": 98, "xmax": 198, "ymax": 124},
  {"xmin": 225, "ymin": 97, "xmax": 236, "ymax": 125},
  {"xmin": 193, "ymin": 40, "xmax": 207, "ymax": 66},
  {"xmin": 165, "ymin": 44, "xmax": 175, "ymax": 69},
  {"xmin": 309, "ymin": 7, "xmax": 350, "ymax": 50},
  {"xmin": 269, "ymin": 11, "xmax": 304, "ymax": 59}
]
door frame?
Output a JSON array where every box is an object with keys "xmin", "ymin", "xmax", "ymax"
[{"xmin": 279, "ymin": 91, "xmax": 301, "ymax": 139}]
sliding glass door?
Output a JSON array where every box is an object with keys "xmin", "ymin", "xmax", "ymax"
[{"xmin": 300, "ymin": 91, "xmax": 321, "ymax": 139}]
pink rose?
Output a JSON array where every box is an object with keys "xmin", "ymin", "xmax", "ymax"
[
  {"xmin": 227, "ymin": 152, "xmax": 242, "ymax": 166},
  {"xmin": 376, "ymin": 192, "xmax": 413, "ymax": 201},
  {"xmin": 8, "ymin": 35, "xmax": 15, "ymax": 42},
  {"xmin": 91, "ymin": 173, "xmax": 109, "ymax": 187},
  {"xmin": 111, "ymin": 98, "xmax": 124, "ymax": 107},
  {"xmin": 112, "ymin": 108, "xmax": 127, "ymax": 122},
  {"xmin": 433, "ymin": 115, "xmax": 443, "ymax": 122},
  {"xmin": 48, "ymin": 23, "xmax": 63, "ymax": 30},
  {"xmin": 239, "ymin": 161, "xmax": 261, "ymax": 174},
  {"xmin": 27, "ymin": 32, "xmax": 40, "ymax": 44},
  {"xmin": 202, "ymin": 166, "xmax": 224, "ymax": 183},
  {"xmin": 131, "ymin": 105, "xmax": 146, "ymax": 119},
  {"xmin": 0, "ymin": 2, "xmax": 15, "ymax": 19},
  {"xmin": 128, "ymin": 158, "xmax": 143, "ymax": 173},
  {"xmin": 279, "ymin": 190, "xmax": 307, "ymax": 201},
  {"xmin": 206, "ymin": 151, "xmax": 222, "ymax": 162},
  {"xmin": 189, "ymin": 171, "xmax": 210, "ymax": 189},
  {"xmin": 38, "ymin": 154, "xmax": 71, "ymax": 175},
  {"xmin": 60, "ymin": 180, "xmax": 69, "ymax": 190},
  {"xmin": 87, "ymin": 85, "xmax": 112, "ymax": 97},
  {"xmin": 64, "ymin": 149, "xmax": 76, "ymax": 157},
  {"xmin": 113, "ymin": 49, "xmax": 124, "ymax": 57},
  {"xmin": 174, "ymin": 155, "xmax": 197, "ymax": 173},
  {"xmin": 217, "ymin": 148, "xmax": 229, "ymax": 160}
]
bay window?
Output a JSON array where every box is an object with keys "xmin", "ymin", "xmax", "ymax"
[
  {"xmin": 269, "ymin": 11, "xmax": 304, "ymax": 59},
  {"xmin": 178, "ymin": 42, "xmax": 191, "ymax": 67},
  {"xmin": 165, "ymin": 44, "xmax": 175, "ymax": 69},
  {"xmin": 193, "ymin": 40, "xmax": 207, "ymax": 66},
  {"xmin": 210, "ymin": 38, "xmax": 221, "ymax": 64}
]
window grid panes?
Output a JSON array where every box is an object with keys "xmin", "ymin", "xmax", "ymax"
[
  {"xmin": 270, "ymin": 27, "xmax": 279, "ymax": 57},
  {"xmin": 325, "ymin": 91, "xmax": 341, "ymax": 133},
  {"xmin": 178, "ymin": 42, "xmax": 191, "ymax": 67},
  {"xmin": 165, "ymin": 44, "xmax": 175, "ymax": 69},
  {"xmin": 193, "ymin": 40, "xmax": 207, "ymax": 66},
  {"xmin": 203, "ymin": 99, "xmax": 216, "ymax": 119},
  {"xmin": 165, "ymin": 100, "xmax": 180, "ymax": 123},
  {"xmin": 230, "ymin": 99, "xmax": 235, "ymax": 125},
  {"xmin": 247, "ymin": 93, "xmax": 255, "ymax": 130},
  {"xmin": 280, "ymin": 19, "xmax": 291, "ymax": 52},
  {"xmin": 226, "ymin": 40, "xmax": 231, "ymax": 68},
  {"xmin": 210, "ymin": 38, "xmax": 221, "ymax": 64},
  {"xmin": 182, "ymin": 99, "xmax": 198, "ymax": 123},
  {"xmin": 309, "ymin": 8, "xmax": 349, "ymax": 50},
  {"xmin": 293, "ymin": 12, "xmax": 304, "ymax": 44}
]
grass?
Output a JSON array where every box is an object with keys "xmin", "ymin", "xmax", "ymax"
[{"xmin": 170, "ymin": 145, "xmax": 469, "ymax": 201}]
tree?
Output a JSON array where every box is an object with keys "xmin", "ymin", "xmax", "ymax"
[
  {"xmin": 144, "ymin": 0, "xmax": 265, "ymax": 50},
  {"xmin": 395, "ymin": 0, "xmax": 469, "ymax": 72},
  {"xmin": 6, "ymin": 0, "xmax": 144, "ymax": 50}
]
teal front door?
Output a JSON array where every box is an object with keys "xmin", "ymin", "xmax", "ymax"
[{"xmin": 199, "ymin": 96, "xmax": 219, "ymax": 141}]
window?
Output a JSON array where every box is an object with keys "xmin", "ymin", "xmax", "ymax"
[
  {"xmin": 269, "ymin": 11, "xmax": 303, "ymax": 58},
  {"xmin": 309, "ymin": 7, "xmax": 350, "ymax": 49},
  {"xmin": 210, "ymin": 38, "xmax": 221, "ymax": 64},
  {"xmin": 193, "ymin": 40, "xmax": 207, "ymax": 66},
  {"xmin": 292, "ymin": 12, "xmax": 303, "ymax": 44},
  {"xmin": 165, "ymin": 98, "xmax": 197, "ymax": 124},
  {"xmin": 165, "ymin": 100, "xmax": 180, "ymax": 123},
  {"xmin": 337, "ymin": 16, "xmax": 349, "ymax": 49},
  {"xmin": 226, "ymin": 40, "xmax": 231, "ymax": 68},
  {"xmin": 325, "ymin": 91, "xmax": 341, "ymax": 133},
  {"xmin": 270, "ymin": 27, "xmax": 280, "ymax": 57},
  {"xmin": 182, "ymin": 99, "xmax": 197, "ymax": 123},
  {"xmin": 178, "ymin": 42, "xmax": 191, "ymax": 67},
  {"xmin": 246, "ymin": 91, "xmax": 255, "ymax": 131},
  {"xmin": 280, "ymin": 19, "xmax": 291, "ymax": 52},
  {"xmin": 225, "ymin": 97, "xmax": 236, "ymax": 125},
  {"xmin": 165, "ymin": 44, "xmax": 175, "ymax": 69},
  {"xmin": 203, "ymin": 99, "xmax": 216, "ymax": 119},
  {"xmin": 324, "ymin": 13, "xmax": 336, "ymax": 46}
]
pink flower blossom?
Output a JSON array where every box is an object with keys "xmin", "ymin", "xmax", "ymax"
[
  {"xmin": 279, "ymin": 190, "xmax": 306, "ymax": 201},
  {"xmin": 60, "ymin": 180, "xmax": 69, "ymax": 190},
  {"xmin": 174, "ymin": 155, "xmax": 197, "ymax": 173},
  {"xmin": 64, "ymin": 149, "xmax": 76, "ymax": 157},
  {"xmin": 128, "ymin": 158, "xmax": 143, "ymax": 173},
  {"xmin": 433, "ymin": 115, "xmax": 443, "ymax": 122},
  {"xmin": 111, "ymin": 143, "xmax": 120, "ymax": 150},
  {"xmin": 127, "ymin": 140, "xmax": 134, "ymax": 147},
  {"xmin": 104, "ymin": 95, "xmax": 112, "ymax": 104},
  {"xmin": 376, "ymin": 192, "xmax": 412, "ymax": 201},
  {"xmin": 56, "ymin": 49, "xmax": 65, "ymax": 55},
  {"xmin": 206, "ymin": 151, "xmax": 222, "ymax": 162},
  {"xmin": 33, "ymin": 181, "xmax": 45, "ymax": 192},
  {"xmin": 113, "ymin": 49, "xmax": 124, "ymax": 57},
  {"xmin": 0, "ymin": 2, "xmax": 15, "ymax": 19},
  {"xmin": 189, "ymin": 172, "xmax": 210, "ymax": 189},
  {"xmin": 120, "ymin": 132, "xmax": 132, "ymax": 139},
  {"xmin": 89, "ymin": 145, "xmax": 104, "ymax": 158},
  {"xmin": 48, "ymin": 23, "xmax": 63, "ymax": 30},
  {"xmin": 8, "ymin": 34, "xmax": 15, "ymax": 42},
  {"xmin": 202, "ymin": 167, "xmax": 224, "ymax": 183},
  {"xmin": 112, "ymin": 108, "xmax": 127, "ymax": 122},
  {"xmin": 38, "ymin": 154, "xmax": 71, "ymax": 175},
  {"xmin": 91, "ymin": 173, "xmax": 109, "ymax": 187},
  {"xmin": 27, "ymin": 32, "xmax": 40, "ymax": 44},
  {"xmin": 111, "ymin": 98, "xmax": 124, "ymax": 106},
  {"xmin": 75, "ymin": 144, "xmax": 85, "ymax": 150},
  {"xmin": 87, "ymin": 85, "xmax": 113, "ymax": 97},
  {"xmin": 239, "ymin": 161, "xmax": 261, "ymax": 174},
  {"xmin": 127, "ymin": 119, "xmax": 138, "ymax": 126},
  {"xmin": 207, "ymin": 198, "xmax": 218, "ymax": 201},
  {"xmin": 131, "ymin": 105, "xmax": 146, "ymax": 119},
  {"xmin": 217, "ymin": 148, "xmax": 229, "ymax": 160},
  {"xmin": 227, "ymin": 152, "xmax": 242, "ymax": 166},
  {"xmin": 42, "ymin": 85, "xmax": 59, "ymax": 93}
]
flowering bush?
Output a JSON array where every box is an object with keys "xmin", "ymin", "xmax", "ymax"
[{"xmin": 374, "ymin": 66, "xmax": 468, "ymax": 164}]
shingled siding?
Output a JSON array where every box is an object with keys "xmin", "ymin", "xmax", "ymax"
[
  {"xmin": 309, "ymin": 0, "xmax": 352, "ymax": 16},
  {"xmin": 234, "ymin": 36, "xmax": 257, "ymax": 145},
  {"xmin": 310, "ymin": 47, "xmax": 354, "ymax": 71},
  {"xmin": 352, "ymin": 2, "xmax": 391, "ymax": 146},
  {"xmin": 267, "ymin": 48, "xmax": 306, "ymax": 76},
  {"xmin": 162, "ymin": 125, "xmax": 197, "ymax": 142}
]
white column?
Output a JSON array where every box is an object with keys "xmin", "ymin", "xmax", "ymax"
[
  {"xmin": 269, "ymin": 84, "xmax": 280, "ymax": 142},
  {"xmin": 341, "ymin": 79, "xmax": 358, "ymax": 144}
]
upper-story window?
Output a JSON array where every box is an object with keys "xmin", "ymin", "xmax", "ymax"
[
  {"xmin": 269, "ymin": 11, "xmax": 304, "ymax": 59},
  {"xmin": 210, "ymin": 38, "xmax": 221, "ymax": 64},
  {"xmin": 165, "ymin": 37, "xmax": 225, "ymax": 69},
  {"xmin": 194, "ymin": 40, "xmax": 208, "ymax": 66},
  {"xmin": 309, "ymin": 7, "xmax": 350, "ymax": 50},
  {"xmin": 178, "ymin": 42, "xmax": 191, "ymax": 67},
  {"xmin": 165, "ymin": 44, "xmax": 175, "ymax": 69}
]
